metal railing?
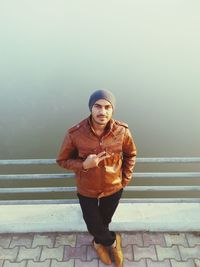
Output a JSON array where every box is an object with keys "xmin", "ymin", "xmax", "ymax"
[{"xmin": 0, "ymin": 157, "xmax": 200, "ymax": 205}]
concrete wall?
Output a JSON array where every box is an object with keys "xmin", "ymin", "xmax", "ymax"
[{"xmin": 1, "ymin": 203, "xmax": 200, "ymax": 233}]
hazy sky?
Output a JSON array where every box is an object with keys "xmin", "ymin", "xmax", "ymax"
[{"xmin": 0, "ymin": 0, "xmax": 200, "ymax": 159}]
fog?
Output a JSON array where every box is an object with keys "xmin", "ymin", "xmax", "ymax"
[{"xmin": 0, "ymin": 0, "xmax": 200, "ymax": 160}]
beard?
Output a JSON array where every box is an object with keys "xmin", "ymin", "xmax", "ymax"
[
  {"xmin": 93, "ymin": 118, "xmax": 107, "ymax": 125},
  {"xmin": 92, "ymin": 115, "xmax": 108, "ymax": 126}
]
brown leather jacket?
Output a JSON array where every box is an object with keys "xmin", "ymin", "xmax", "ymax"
[{"xmin": 56, "ymin": 116, "xmax": 137, "ymax": 198}]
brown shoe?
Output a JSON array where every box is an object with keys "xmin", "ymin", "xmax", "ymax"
[
  {"xmin": 110, "ymin": 233, "xmax": 123, "ymax": 267},
  {"xmin": 92, "ymin": 240, "xmax": 112, "ymax": 265}
]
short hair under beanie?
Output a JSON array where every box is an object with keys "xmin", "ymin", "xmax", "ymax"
[{"xmin": 88, "ymin": 89, "xmax": 116, "ymax": 112}]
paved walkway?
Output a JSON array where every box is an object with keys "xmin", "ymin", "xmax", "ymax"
[{"xmin": 0, "ymin": 231, "xmax": 200, "ymax": 267}]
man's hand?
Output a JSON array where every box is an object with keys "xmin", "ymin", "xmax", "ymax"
[{"xmin": 82, "ymin": 151, "xmax": 110, "ymax": 170}]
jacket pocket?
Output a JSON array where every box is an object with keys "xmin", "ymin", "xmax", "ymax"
[{"xmin": 79, "ymin": 168, "xmax": 101, "ymax": 190}]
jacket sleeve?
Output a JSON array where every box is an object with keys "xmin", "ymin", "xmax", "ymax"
[
  {"xmin": 56, "ymin": 131, "xmax": 83, "ymax": 171},
  {"xmin": 121, "ymin": 128, "xmax": 137, "ymax": 187}
]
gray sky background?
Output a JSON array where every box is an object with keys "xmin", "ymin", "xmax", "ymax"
[{"xmin": 0, "ymin": 0, "xmax": 200, "ymax": 159}]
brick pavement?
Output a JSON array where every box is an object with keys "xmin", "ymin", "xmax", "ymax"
[{"xmin": 0, "ymin": 231, "xmax": 200, "ymax": 267}]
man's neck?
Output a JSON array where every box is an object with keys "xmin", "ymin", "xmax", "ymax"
[{"xmin": 91, "ymin": 118, "xmax": 108, "ymax": 137}]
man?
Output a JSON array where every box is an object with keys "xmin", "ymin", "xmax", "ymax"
[{"xmin": 56, "ymin": 89, "xmax": 137, "ymax": 267}]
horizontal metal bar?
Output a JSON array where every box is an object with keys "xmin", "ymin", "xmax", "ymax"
[
  {"xmin": 0, "ymin": 198, "xmax": 200, "ymax": 205},
  {"xmin": 134, "ymin": 172, "xmax": 200, "ymax": 178},
  {"xmin": 0, "ymin": 172, "xmax": 200, "ymax": 180},
  {"xmin": 1, "ymin": 157, "xmax": 200, "ymax": 165},
  {"xmin": 0, "ymin": 199, "xmax": 79, "ymax": 205},
  {"xmin": 0, "ymin": 159, "xmax": 56, "ymax": 165},
  {"xmin": 120, "ymin": 198, "xmax": 200, "ymax": 203},
  {"xmin": 0, "ymin": 187, "xmax": 77, "ymax": 193},
  {"xmin": 136, "ymin": 157, "xmax": 200, "ymax": 163},
  {"xmin": 0, "ymin": 185, "xmax": 200, "ymax": 194},
  {"xmin": 125, "ymin": 186, "xmax": 200, "ymax": 191},
  {"xmin": 0, "ymin": 173, "xmax": 75, "ymax": 180}
]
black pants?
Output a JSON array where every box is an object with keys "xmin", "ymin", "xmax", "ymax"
[{"xmin": 77, "ymin": 189, "xmax": 123, "ymax": 246}]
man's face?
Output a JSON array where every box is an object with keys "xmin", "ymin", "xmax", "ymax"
[{"xmin": 91, "ymin": 99, "xmax": 113, "ymax": 126}]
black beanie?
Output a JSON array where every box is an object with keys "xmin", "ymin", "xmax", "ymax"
[{"xmin": 88, "ymin": 89, "xmax": 116, "ymax": 112}]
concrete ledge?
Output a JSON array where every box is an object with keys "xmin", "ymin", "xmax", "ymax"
[{"xmin": 0, "ymin": 203, "xmax": 200, "ymax": 233}]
